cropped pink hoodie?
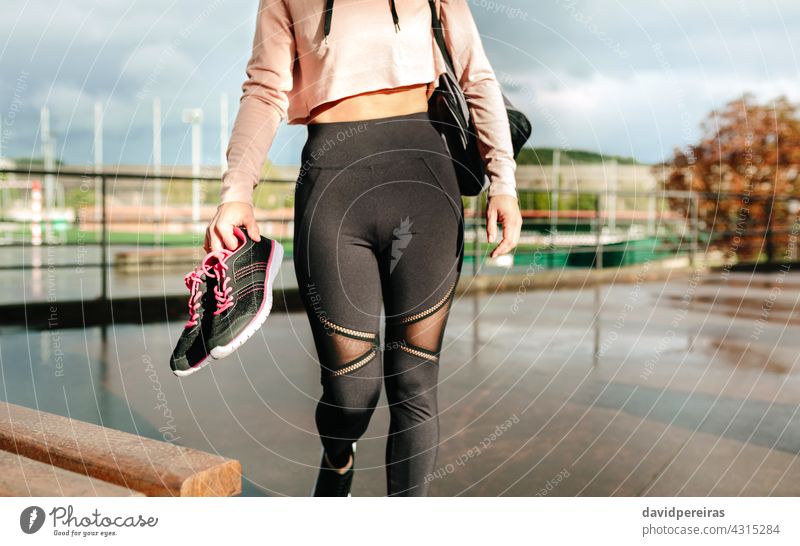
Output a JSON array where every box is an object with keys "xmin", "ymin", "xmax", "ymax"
[{"xmin": 220, "ymin": 0, "xmax": 518, "ymax": 205}]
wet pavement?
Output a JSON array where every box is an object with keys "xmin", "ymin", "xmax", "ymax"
[{"xmin": 1, "ymin": 269, "xmax": 798, "ymax": 496}]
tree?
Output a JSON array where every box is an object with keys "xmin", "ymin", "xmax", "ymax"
[{"xmin": 664, "ymin": 93, "xmax": 800, "ymax": 263}]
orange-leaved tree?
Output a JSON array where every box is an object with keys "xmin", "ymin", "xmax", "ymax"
[{"xmin": 664, "ymin": 93, "xmax": 800, "ymax": 263}]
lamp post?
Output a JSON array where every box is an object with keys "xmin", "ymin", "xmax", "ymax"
[
  {"xmin": 182, "ymin": 108, "xmax": 203, "ymax": 232},
  {"xmin": 153, "ymin": 97, "xmax": 162, "ymax": 242},
  {"xmin": 219, "ymin": 93, "xmax": 228, "ymax": 176},
  {"xmin": 94, "ymin": 102, "xmax": 103, "ymax": 224},
  {"xmin": 40, "ymin": 106, "xmax": 55, "ymax": 242}
]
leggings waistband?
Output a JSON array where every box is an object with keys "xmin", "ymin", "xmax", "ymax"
[{"xmin": 301, "ymin": 110, "xmax": 445, "ymax": 169}]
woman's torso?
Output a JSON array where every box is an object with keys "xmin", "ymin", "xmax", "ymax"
[
  {"xmin": 308, "ymin": 82, "xmax": 433, "ymax": 123},
  {"xmin": 285, "ymin": 0, "xmax": 445, "ymax": 125}
]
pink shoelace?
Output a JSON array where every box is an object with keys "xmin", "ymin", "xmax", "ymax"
[
  {"xmin": 202, "ymin": 249, "xmax": 236, "ymax": 316},
  {"xmin": 183, "ymin": 267, "xmax": 205, "ymax": 328},
  {"xmin": 183, "ymin": 227, "xmax": 246, "ymax": 326}
]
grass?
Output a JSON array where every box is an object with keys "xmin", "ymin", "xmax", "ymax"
[
  {"xmin": 517, "ymin": 147, "xmax": 641, "ymax": 166},
  {"xmin": 4, "ymin": 225, "xmax": 554, "ymax": 256}
]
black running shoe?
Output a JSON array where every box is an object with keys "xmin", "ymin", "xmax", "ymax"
[
  {"xmin": 312, "ymin": 442, "xmax": 356, "ymax": 497},
  {"xmin": 170, "ymin": 265, "xmax": 217, "ymax": 377},
  {"xmin": 206, "ymin": 226, "xmax": 284, "ymax": 360}
]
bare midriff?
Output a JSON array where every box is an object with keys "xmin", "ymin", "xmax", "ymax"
[{"xmin": 307, "ymin": 81, "xmax": 435, "ymax": 124}]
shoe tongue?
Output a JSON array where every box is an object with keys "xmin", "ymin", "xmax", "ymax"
[
  {"xmin": 202, "ymin": 253, "xmax": 221, "ymax": 269},
  {"xmin": 201, "ymin": 252, "xmax": 229, "ymax": 275},
  {"xmin": 200, "ymin": 228, "xmax": 246, "ymax": 271},
  {"xmin": 232, "ymin": 226, "xmax": 247, "ymax": 249}
]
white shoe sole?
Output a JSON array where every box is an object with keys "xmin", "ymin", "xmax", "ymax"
[
  {"xmin": 209, "ymin": 241, "xmax": 284, "ymax": 361},
  {"xmin": 172, "ymin": 353, "xmax": 211, "ymax": 378}
]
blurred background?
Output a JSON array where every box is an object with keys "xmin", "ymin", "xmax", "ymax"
[{"xmin": 1, "ymin": 0, "xmax": 799, "ymax": 496}]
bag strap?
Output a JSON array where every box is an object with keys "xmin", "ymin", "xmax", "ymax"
[{"xmin": 428, "ymin": 0, "xmax": 456, "ymax": 76}]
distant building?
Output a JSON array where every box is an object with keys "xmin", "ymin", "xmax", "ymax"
[{"xmin": 515, "ymin": 162, "xmax": 660, "ymax": 212}]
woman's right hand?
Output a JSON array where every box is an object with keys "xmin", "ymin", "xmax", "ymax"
[{"xmin": 204, "ymin": 202, "xmax": 262, "ymax": 252}]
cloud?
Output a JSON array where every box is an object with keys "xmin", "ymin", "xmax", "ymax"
[
  {"xmin": 121, "ymin": 42, "xmax": 196, "ymax": 100},
  {"xmin": 483, "ymin": 0, "xmax": 800, "ymax": 161},
  {"xmin": 1, "ymin": 0, "xmax": 799, "ymax": 166}
]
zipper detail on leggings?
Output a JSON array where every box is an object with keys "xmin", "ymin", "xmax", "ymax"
[
  {"xmin": 398, "ymin": 279, "xmax": 456, "ymax": 324},
  {"xmin": 330, "ymin": 347, "xmax": 377, "ymax": 377},
  {"xmin": 320, "ymin": 317, "xmax": 377, "ymax": 340},
  {"xmin": 398, "ymin": 344, "xmax": 439, "ymax": 362}
]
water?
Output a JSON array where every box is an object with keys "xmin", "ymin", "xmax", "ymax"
[
  {"xmin": 0, "ymin": 245, "xmax": 518, "ymax": 304},
  {"xmin": 0, "ymin": 245, "xmax": 293, "ymax": 304}
]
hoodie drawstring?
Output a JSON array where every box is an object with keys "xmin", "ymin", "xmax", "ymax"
[
  {"xmin": 323, "ymin": 0, "xmax": 334, "ymax": 44},
  {"xmin": 390, "ymin": 0, "xmax": 400, "ymax": 32},
  {"xmin": 324, "ymin": 0, "xmax": 400, "ymax": 44}
]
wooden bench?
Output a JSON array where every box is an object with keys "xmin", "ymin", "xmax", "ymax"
[
  {"xmin": 0, "ymin": 450, "xmax": 144, "ymax": 496},
  {"xmin": 0, "ymin": 401, "xmax": 241, "ymax": 497}
]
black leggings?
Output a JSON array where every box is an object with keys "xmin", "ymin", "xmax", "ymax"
[{"xmin": 293, "ymin": 110, "xmax": 465, "ymax": 496}]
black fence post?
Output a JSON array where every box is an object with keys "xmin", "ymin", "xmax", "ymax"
[
  {"xmin": 100, "ymin": 174, "xmax": 108, "ymax": 305},
  {"xmin": 473, "ymin": 195, "xmax": 481, "ymax": 276},
  {"xmin": 595, "ymin": 194, "xmax": 603, "ymax": 270},
  {"xmin": 689, "ymin": 193, "xmax": 698, "ymax": 268},
  {"xmin": 765, "ymin": 195, "xmax": 775, "ymax": 264}
]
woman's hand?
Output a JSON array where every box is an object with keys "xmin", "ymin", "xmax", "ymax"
[
  {"xmin": 485, "ymin": 195, "xmax": 522, "ymax": 258},
  {"xmin": 204, "ymin": 202, "xmax": 261, "ymax": 252}
]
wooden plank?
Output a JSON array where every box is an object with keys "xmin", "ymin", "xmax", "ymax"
[
  {"xmin": 0, "ymin": 402, "xmax": 241, "ymax": 497},
  {"xmin": 0, "ymin": 450, "xmax": 144, "ymax": 497}
]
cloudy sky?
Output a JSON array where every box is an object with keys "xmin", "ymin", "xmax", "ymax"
[{"xmin": 1, "ymin": 0, "xmax": 799, "ymax": 168}]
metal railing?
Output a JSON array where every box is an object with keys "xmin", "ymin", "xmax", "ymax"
[
  {"xmin": 2, "ymin": 166, "xmax": 798, "ymax": 305},
  {"xmin": 1, "ymin": 167, "xmax": 290, "ymax": 302}
]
